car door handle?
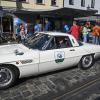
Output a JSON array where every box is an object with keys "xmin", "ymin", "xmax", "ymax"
[{"xmin": 70, "ymin": 49, "xmax": 75, "ymax": 51}]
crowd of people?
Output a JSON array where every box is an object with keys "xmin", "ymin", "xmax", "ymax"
[
  {"xmin": 2, "ymin": 19, "xmax": 100, "ymax": 45},
  {"xmin": 12, "ymin": 20, "xmax": 100, "ymax": 44},
  {"xmin": 15, "ymin": 19, "xmax": 51, "ymax": 43},
  {"xmin": 66, "ymin": 21, "xmax": 100, "ymax": 45}
]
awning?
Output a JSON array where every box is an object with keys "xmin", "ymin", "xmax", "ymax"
[
  {"xmin": 1, "ymin": 6, "xmax": 98, "ymax": 18},
  {"xmin": 74, "ymin": 16, "xmax": 100, "ymax": 21},
  {"xmin": 13, "ymin": 7, "xmax": 98, "ymax": 18}
]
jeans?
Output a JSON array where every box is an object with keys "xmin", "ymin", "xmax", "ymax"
[
  {"xmin": 83, "ymin": 34, "xmax": 88, "ymax": 43},
  {"xmin": 92, "ymin": 36, "xmax": 99, "ymax": 44},
  {"xmin": 98, "ymin": 36, "xmax": 100, "ymax": 45}
]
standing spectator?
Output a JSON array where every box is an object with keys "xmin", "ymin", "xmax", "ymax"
[
  {"xmin": 79, "ymin": 23, "xmax": 84, "ymax": 41},
  {"xmin": 20, "ymin": 23, "xmax": 27, "ymax": 43},
  {"xmin": 98, "ymin": 25, "xmax": 100, "ymax": 44},
  {"xmin": 69, "ymin": 21, "xmax": 79, "ymax": 40},
  {"xmin": 34, "ymin": 21, "xmax": 41, "ymax": 33},
  {"xmin": 85, "ymin": 22, "xmax": 92, "ymax": 42},
  {"xmin": 64, "ymin": 23, "xmax": 69, "ymax": 33},
  {"xmin": 82, "ymin": 23, "xmax": 89, "ymax": 43},
  {"xmin": 44, "ymin": 19, "xmax": 51, "ymax": 31},
  {"xmin": 92, "ymin": 23, "xmax": 100, "ymax": 45},
  {"xmin": 27, "ymin": 24, "xmax": 33, "ymax": 37}
]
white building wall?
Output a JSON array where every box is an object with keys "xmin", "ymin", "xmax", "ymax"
[
  {"xmin": 95, "ymin": 0, "xmax": 100, "ymax": 14},
  {"xmin": 64, "ymin": 0, "xmax": 95, "ymax": 10}
]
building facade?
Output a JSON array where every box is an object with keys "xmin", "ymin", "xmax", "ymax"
[
  {"xmin": 0, "ymin": 0, "xmax": 98, "ymax": 37},
  {"xmin": 95, "ymin": 0, "xmax": 100, "ymax": 14},
  {"xmin": 64, "ymin": 0, "xmax": 96, "ymax": 10},
  {"xmin": 0, "ymin": 0, "xmax": 64, "ymax": 35},
  {"xmin": 0, "ymin": 0, "xmax": 63, "ymax": 11},
  {"xmin": 63, "ymin": 0, "xmax": 100, "ymax": 22}
]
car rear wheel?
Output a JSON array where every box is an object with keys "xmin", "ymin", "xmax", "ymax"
[
  {"xmin": 78, "ymin": 55, "xmax": 94, "ymax": 70},
  {"xmin": 0, "ymin": 65, "xmax": 17, "ymax": 89}
]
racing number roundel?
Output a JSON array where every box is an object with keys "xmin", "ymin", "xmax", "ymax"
[{"xmin": 54, "ymin": 51, "xmax": 65, "ymax": 63}]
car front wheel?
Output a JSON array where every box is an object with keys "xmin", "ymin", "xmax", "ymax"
[
  {"xmin": 0, "ymin": 65, "xmax": 17, "ymax": 89},
  {"xmin": 78, "ymin": 55, "xmax": 95, "ymax": 70}
]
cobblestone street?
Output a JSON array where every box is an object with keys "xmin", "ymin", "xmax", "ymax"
[{"xmin": 0, "ymin": 61, "xmax": 100, "ymax": 100}]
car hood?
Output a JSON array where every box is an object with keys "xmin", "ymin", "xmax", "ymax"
[
  {"xmin": 0, "ymin": 43, "xmax": 39, "ymax": 64},
  {"xmin": 0, "ymin": 43, "xmax": 29, "ymax": 55}
]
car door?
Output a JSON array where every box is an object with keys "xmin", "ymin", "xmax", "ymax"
[{"xmin": 39, "ymin": 36, "xmax": 82, "ymax": 73}]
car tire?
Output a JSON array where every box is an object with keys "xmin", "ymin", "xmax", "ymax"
[
  {"xmin": 0, "ymin": 65, "xmax": 18, "ymax": 89},
  {"xmin": 78, "ymin": 55, "xmax": 95, "ymax": 70}
]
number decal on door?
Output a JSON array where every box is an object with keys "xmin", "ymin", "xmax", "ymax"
[{"xmin": 54, "ymin": 51, "xmax": 65, "ymax": 63}]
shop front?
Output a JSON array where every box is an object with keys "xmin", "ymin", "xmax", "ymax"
[
  {"xmin": 13, "ymin": 7, "xmax": 97, "ymax": 32},
  {"xmin": 0, "ymin": 12, "xmax": 14, "ymax": 42}
]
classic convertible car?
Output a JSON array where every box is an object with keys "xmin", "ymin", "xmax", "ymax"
[{"xmin": 0, "ymin": 32, "xmax": 100, "ymax": 89}]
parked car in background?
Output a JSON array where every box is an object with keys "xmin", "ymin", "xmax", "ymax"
[{"xmin": 0, "ymin": 32, "xmax": 100, "ymax": 89}]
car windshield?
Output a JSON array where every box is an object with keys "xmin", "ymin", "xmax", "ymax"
[{"xmin": 24, "ymin": 33, "xmax": 51, "ymax": 50}]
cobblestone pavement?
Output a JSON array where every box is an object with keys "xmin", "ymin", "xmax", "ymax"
[{"xmin": 0, "ymin": 61, "xmax": 100, "ymax": 100}]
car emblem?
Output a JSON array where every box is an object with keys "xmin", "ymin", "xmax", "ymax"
[{"xmin": 57, "ymin": 53, "xmax": 62, "ymax": 59}]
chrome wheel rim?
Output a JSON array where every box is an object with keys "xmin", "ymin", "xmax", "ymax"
[
  {"xmin": 0, "ymin": 67, "xmax": 13, "ymax": 87},
  {"xmin": 82, "ymin": 56, "xmax": 93, "ymax": 68}
]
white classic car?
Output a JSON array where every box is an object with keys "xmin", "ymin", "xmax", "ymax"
[{"xmin": 0, "ymin": 32, "xmax": 100, "ymax": 89}]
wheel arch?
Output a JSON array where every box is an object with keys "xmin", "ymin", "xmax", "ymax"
[
  {"xmin": 78, "ymin": 53, "xmax": 95, "ymax": 70},
  {"xmin": 81, "ymin": 53, "xmax": 95, "ymax": 60},
  {"xmin": 0, "ymin": 64, "xmax": 20, "ymax": 79}
]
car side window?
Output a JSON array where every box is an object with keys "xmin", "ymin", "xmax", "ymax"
[
  {"xmin": 46, "ymin": 36, "xmax": 72, "ymax": 50},
  {"xmin": 46, "ymin": 37, "xmax": 57, "ymax": 50}
]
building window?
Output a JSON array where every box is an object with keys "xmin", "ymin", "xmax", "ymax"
[
  {"xmin": 21, "ymin": 0, "xmax": 26, "ymax": 1},
  {"xmin": 81, "ymin": 0, "xmax": 85, "ymax": 7},
  {"xmin": 91, "ymin": 0, "xmax": 95, "ymax": 8},
  {"xmin": 69, "ymin": 0, "xmax": 74, "ymax": 5},
  {"xmin": 51, "ymin": 0, "xmax": 56, "ymax": 6},
  {"xmin": 36, "ymin": 0, "xmax": 43, "ymax": 4}
]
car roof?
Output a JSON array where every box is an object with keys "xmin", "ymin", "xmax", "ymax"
[
  {"xmin": 38, "ymin": 31, "xmax": 71, "ymax": 37},
  {"xmin": 37, "ymin": 31, "xmax": 79, "ymax": 47}
]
